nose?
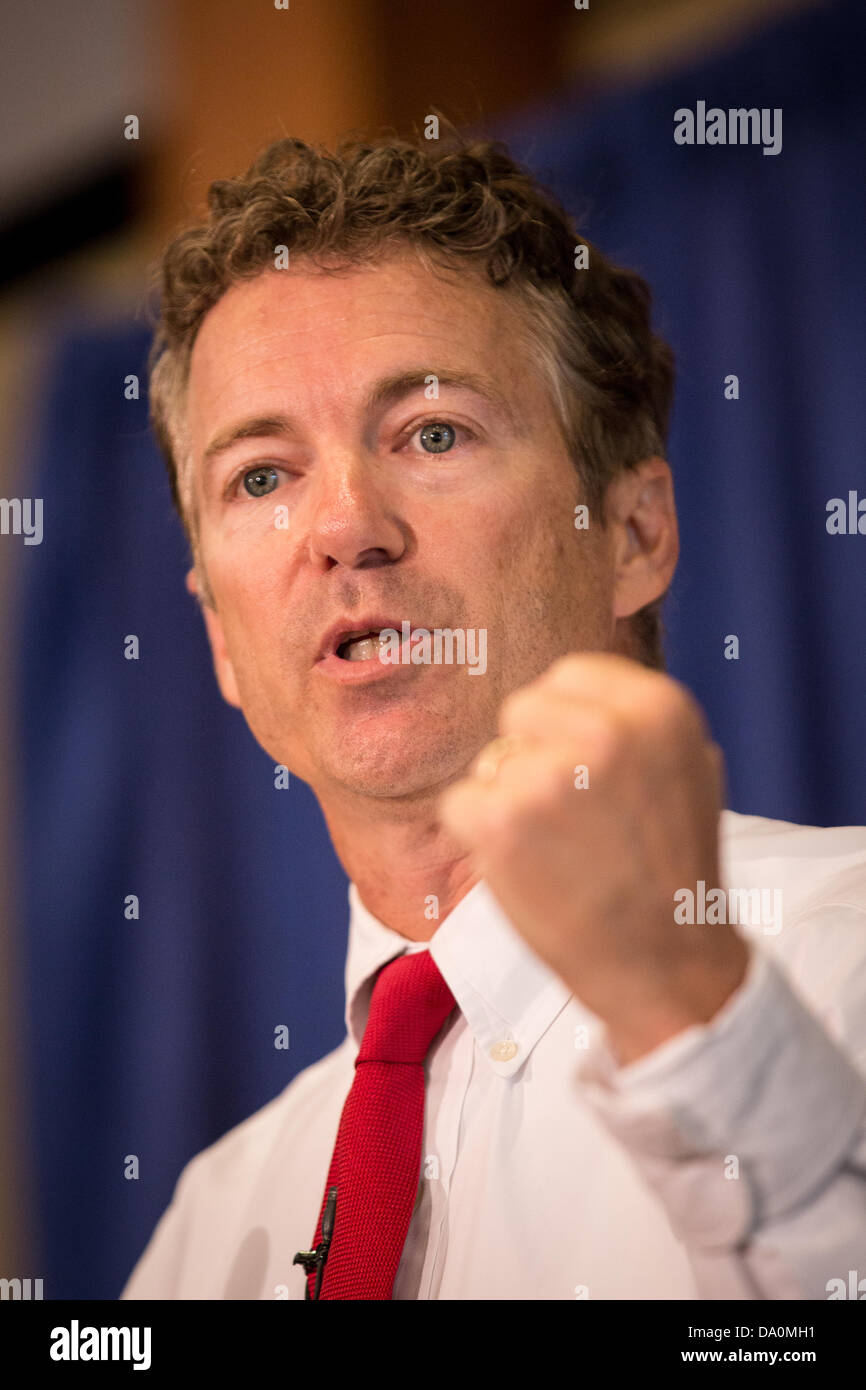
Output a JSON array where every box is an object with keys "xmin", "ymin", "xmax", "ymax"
[{"xmin": 306, "ymin": 450, "xmax": 407, "ymax": 571}]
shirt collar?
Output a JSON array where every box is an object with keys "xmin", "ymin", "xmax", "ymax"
[{"xmin": 344, "ymin": 879, "xmax": 573, "ymax": 1077}]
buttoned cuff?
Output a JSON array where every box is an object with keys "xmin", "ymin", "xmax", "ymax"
[{"xmin": 575, "ymin": 947, "xmax": 866, "ymax": 1249}]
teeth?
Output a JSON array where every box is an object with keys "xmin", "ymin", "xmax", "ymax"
[
  {"xmin": 339, "ymin": 631, "xmax": 387, "ymax": 662},
  {"xmin": 344, "ymin": 636, "xmax": 378, "ymax": 662}
]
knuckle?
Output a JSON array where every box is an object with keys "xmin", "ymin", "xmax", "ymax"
[
  {"xmin": 519, "ymin": 761, "xmax": 565, "ymax": 815},
  {"xmin": 499, "ymin": 685, "xmax": 539, "ymax": 731},
  {"xmin": 544, "ymin": 653, "xmax": 590, "ymax": 692},
  {"xmin": 655, "ymin": 679, "xmax": 706, "ymax": 744},
  {"xmin": 581, "ymin": 707, "xmax": 628, "ymax": 767},
  {"xmin": 481, "ymin": 798, "xmax": 523, "ymax": 853}
]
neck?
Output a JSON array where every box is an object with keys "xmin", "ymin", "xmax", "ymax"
[{"xmin": 318, "ymin": 786, "xmax": 480, "ymax": 941}]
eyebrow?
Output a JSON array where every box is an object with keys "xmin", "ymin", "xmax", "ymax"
[{"xmin": 201, "ymin": 367, "xmax": 523, "ymax": 465}]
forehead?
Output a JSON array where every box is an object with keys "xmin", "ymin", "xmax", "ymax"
[{"xmin": 186, "ymin": 248, "xmax": 537, "ymax": 430}]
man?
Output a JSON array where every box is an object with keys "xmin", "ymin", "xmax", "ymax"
[{"xmin": 121, "ymin": 129, "xmax": 866, "ymax": 1300}]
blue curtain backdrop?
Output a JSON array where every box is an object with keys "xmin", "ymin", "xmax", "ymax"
[{"xmin": 12, "ymin": 0, "xmax": 865, "ymax": 1298}]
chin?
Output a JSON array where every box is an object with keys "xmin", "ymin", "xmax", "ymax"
[{"xmin": 319, "ymin": 728, "xmax": 476, "ymax": 801}]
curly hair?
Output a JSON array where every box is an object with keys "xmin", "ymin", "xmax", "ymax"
[{"xmin": 148, "ymin": 125, "xmax": 675, "ymax": 669}]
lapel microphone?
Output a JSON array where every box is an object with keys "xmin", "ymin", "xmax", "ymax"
[{"xmin": 293, "ymin": 1186, "xmax": 338, "ymax": 1300}]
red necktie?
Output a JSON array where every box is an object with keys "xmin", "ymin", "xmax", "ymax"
[{"xmin": 305, "ymin": 948, "xmax": 457, "ymax": 1300}]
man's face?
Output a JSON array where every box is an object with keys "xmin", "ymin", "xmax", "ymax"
[{"xmin": 185, "ymin": 248, "xmax": 619, "ymax": 801}]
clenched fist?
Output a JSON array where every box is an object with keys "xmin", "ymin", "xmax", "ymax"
[{"xmin": 438, "ymin": 652, "xmax": 750, "ymax": 1065}]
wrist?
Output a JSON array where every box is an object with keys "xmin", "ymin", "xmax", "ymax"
[{"xmin": 601, "ymin": 935, "xmax": 751, "ymax": 1066}]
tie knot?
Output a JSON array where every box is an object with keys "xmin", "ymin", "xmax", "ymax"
[{"xmin": 357, "ymin": 949, "xmax": 457, "ymax": 1065}]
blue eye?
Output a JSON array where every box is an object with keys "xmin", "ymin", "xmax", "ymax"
[
  {"xmin": 243, "ymin": 466, "xmax": 279, "ymax": 497},
  {"xmin": 418, "ymin": 422, "xmax": 456, "ymax": 454}
]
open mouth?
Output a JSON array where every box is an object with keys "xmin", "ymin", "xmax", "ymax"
[
  {"xmin": 335, "ymin": 629, "xmax": 392, "ymax": 662},
  {"xmin": 318, "ymin": 615, "xmax": 411, "ymax": 670}
]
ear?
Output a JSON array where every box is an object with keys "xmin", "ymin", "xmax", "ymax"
[
  {"xmin": 186, "ymin": 567, "xmax": 243, "ymax": 709},
  {"xmin": 604, "ymin": 456, "xmax": 679, "ymax": 619}
]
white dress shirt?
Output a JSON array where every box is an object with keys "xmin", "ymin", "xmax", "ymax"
[{"xmin": 121, "ymin": 809, "xmax": 866, "ymax": 1300}]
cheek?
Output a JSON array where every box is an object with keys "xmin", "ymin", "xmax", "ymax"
[
  {"xmin": 206, "ymin": 528, "xmax": 289, "ymax": 614},
  {"xmin": 513, "ymin": 504, "xmax": 614, "ymax": 646},
  {"xmin": 208, "ymin": 565, "xmax": 295, "ymax": 701},
  {"xmin": 217, "ymin": 609, "xmax": 301, "ymax": 752}
]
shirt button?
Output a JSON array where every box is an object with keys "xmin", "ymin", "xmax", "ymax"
[{"xmin": 490, "ymin": 1039, "xmax": 518, "ymax": 1061}]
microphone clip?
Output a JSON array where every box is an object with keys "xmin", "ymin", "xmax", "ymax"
[{"xmin": 293, "ymin": 1185, "xmax": 338, "ymax": 1300}]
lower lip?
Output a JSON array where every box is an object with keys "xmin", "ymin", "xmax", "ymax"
[{"xmin": 315, "ymin": 641, "xmax": 412, "ymax": 684}]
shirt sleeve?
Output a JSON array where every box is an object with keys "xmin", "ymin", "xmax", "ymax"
[{"xmin": 574, "ymin": 919, "xmax": 866, "ymax": 1299}]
